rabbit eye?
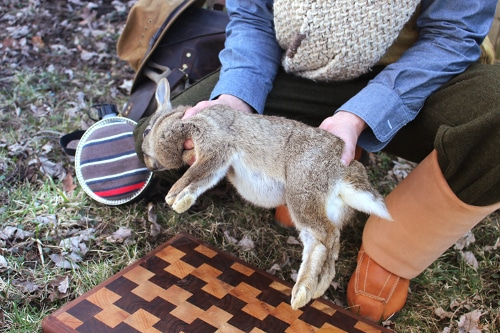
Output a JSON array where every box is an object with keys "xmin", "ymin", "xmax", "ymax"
[{"xmin": 143, "ymin": 128, "xmax": 151, "ymax": 137}]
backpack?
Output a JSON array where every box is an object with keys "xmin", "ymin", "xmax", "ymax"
[{"xmin": 61, "ymin": 0, "xmax": 228, "ymax": 205}]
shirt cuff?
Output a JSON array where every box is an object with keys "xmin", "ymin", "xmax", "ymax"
[
  {"xmin": 210, "ymin": 68, "xmax": 272, "ymax": 114},
  {"xmin": 338, "ymin": 82, "xmax": 415, "ymax": 152}
]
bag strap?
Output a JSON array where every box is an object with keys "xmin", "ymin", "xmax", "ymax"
[
  {"xmin": 60, "ymin": 130, "xmax": 86, "ymax": 156},
  {"xmin": 60, "ymin": 104, "xmax": 119, "ymax": 156},
  {"xmin": 121, "ymin": 59, "xmax": 195, "ymax": 121}
]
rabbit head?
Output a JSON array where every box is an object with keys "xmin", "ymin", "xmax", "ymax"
[{"xmin": 141, "ymin": 79, "xmax": 191, "ymax": 171}]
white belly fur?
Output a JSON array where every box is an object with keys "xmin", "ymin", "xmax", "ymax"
[{"xmin": 227, "ymin": 158, "xmax": 285, "ymax": 208}]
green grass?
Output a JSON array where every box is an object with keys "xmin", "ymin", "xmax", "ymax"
[
  {"xmin": 1, "ymin": 1, "xmax": 499, "ymax": 331},
  {"xmin": 1, "ymin": 106, "xmax": 499, "ymax": 333}
]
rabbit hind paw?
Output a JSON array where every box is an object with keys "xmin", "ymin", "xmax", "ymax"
[{"xmin": 291, "ymin": 284, "xmax": 313, "ymax": 310}]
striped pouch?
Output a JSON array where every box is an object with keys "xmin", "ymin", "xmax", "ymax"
[{"xmin": 75, "ymin": 116, "xmax": 154, "ymax": 205}]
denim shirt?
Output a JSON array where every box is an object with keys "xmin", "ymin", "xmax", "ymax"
[{"xmin": 211, "ymin": 0, "xmax": 496, "ymax": 151}]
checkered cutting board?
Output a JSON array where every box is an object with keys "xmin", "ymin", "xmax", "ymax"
[{"xmin": 42, "ymin": 233, "xmax": 392, "ymax": 333}]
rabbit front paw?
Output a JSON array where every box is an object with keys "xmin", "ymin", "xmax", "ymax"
[
  {"xmin": 168, "ymin": 190, "xmax": 196, "ymax": 213},
  {"xmin": 165, "ymin": 193, "xmax": 176, "ymax": 206}
]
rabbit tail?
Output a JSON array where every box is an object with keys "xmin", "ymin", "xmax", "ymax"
[
  {"xmin": 335, "ymin": 161, "xmax": 392, "ymax": 220},
  {"xmin": 338, "ymin": 181, "xmax": 392, "ymax": 221}
]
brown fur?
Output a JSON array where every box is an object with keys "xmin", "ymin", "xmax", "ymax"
[{"xmin": 142, "ymin": 79, "xmax": 391, "ymax": 309}]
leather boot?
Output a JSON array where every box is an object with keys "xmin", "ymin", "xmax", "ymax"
[{"xmin": 347, "ymin": 150, "xmax": 500, "ymax": 321}]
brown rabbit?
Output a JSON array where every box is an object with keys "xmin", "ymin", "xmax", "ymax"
[{"xmin": 142, "ymin": 78, "xmax": 392, "ymax": 309}]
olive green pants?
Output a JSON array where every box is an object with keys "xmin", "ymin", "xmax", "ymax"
[{"xmin": 135, "ymin": 63, "xmax": 500, "ymax": 206}]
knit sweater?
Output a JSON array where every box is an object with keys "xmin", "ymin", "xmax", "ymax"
[{"xmin": 273, "ymin": 0, "xmax": 421, "ymax": 81}]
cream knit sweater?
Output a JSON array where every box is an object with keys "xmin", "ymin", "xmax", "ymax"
[{"xmin": 274, "ymin": 0, "xmax": 421, "ymax": 81}]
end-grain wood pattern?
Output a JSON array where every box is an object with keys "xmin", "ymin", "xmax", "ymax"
[{"xmin": 42, "ymin": 234, "xmax": 393, "ymax": 333}]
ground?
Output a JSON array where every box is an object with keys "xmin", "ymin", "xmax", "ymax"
[{"xmin": 0, "ymin": 1, "xmax": 499, "ymax": 332}]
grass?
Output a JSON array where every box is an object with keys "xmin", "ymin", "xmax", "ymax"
[
  {"xmin": 1, "ymin": 1, "xmax": 499, "ymax": 331},
  {"xmin": 1, "ymin": 73, "xmax": 499, "ymax": 331}
]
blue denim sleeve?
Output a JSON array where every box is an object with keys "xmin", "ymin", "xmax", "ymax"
[
  {"xmin": 210, "ymin": 0, "xmax": 282, "ymax": 113},
  {"xmin": 339, "ymin": 0, "xmax": 497, "ymax": 152}
]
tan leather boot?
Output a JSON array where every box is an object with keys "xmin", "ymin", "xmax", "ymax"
[{"xmin": 347, "ymin": 150, "xmax": 500, "ymax": 321}]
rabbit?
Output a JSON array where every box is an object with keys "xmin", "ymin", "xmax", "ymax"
[{"xmin": 142, "ymin": 78, "xmax": 392, "ymax": 310}]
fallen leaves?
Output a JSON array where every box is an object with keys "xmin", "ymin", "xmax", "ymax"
[
  {"xmin": 62, "ymin": 173, "xmax": 77, "ymax": 193},
  {"xmin": 50, "ymin": 228, "xmax": 95, "ymax": 269},
  {"xmin": 223, "ymin": 231, "xmax": 255, "ymax": 251},
  {"xmin": 0, "ymin": 255, "xmax": 8, "ymax": 269},
  {"xmin": 0, "ymin": 226, "xmax": 34, "ymax": 241},
  {"xmin": 48, "ymin": 275, "xmax": 71, "ymax": 301},
  {"xmin": 388, "ymin": 157, "xmax": 417, "ymax": 182},
  {"xmin": 237, "ymin": 235, "xmax": 255, "ymax": 251},
  {"xmin": 1, "ymin": 0, "xmax": 134, "ymax": 74},
  {"xmin": 435, "ymin": 307, "xmax": 454, "ymax": 320},
  {"xmin": 456, "ymin": 310, "xmax": 483, "ymax": 333},
  {"xmin": 106, "ymin": 226, "xmax": 133, "ymax": 244},
  {"xmin": 148, "ymin": 202, "xmax": 162, "ymax": 239},
  {"xmin": 11, "ymin": 279, "xmax": 39, "ymax": 293},
  {"xmin": 435, "ymin": 297, "xmax": 491, "ymax": 333}
]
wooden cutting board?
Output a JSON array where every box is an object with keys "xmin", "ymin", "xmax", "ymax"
[{"xmin": 42, "ymin": 233, "xmax": 392, "ymax": 333}]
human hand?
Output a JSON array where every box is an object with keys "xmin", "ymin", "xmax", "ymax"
[
  {"xmin": 182, "ymin": 94, "xmax": 252, "ymax": 119},
  {"xmin": 319, "ymin": 111, "xmax": 367, "ymax": 166},
  {"xmin": 182, "ymin": 94, "xmax": 252, "ymax": 165}
]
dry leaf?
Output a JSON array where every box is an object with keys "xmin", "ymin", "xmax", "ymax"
[
  {"xmin": 31, "ymin": 157, "xmax": 66, "ymax": 179},
  {"xmin": 119, "ymin": 79, "xmax": 133, "ymax": 93},
  {"xmin": 454, "ymin": 231, "xmax": 476, "ymax": 250},
  {"xmin": 8, "ymin": 142, "xmax": 32, "ymax": 158},
  {"xmin": 450, "ymin": 299, "xmax": 463, "ymax": 309},
  {"xmin": 286, "ymin": 236, "xmax": 301, "ymax": 245},
  {"xmin": 330, "ymin": 281, "xmax": 340, "ymax": 291},
  {"xmin": 12, "ymin": 279, "xmax": 39, "ymax": 293},
  {"xmin": 223, "ymin": 231, "xmax": 238, "ymax": 245},
  {"xmin": 0, "ymin": 255, "xmax": 8, "ymax": 269},
  {"xmin": 461, "ymin": 251, "xmax": 479, "ymax": 270},
  {"xmin": 80, "ymin": 50, "xmax": 97, "ymax": 61},
  {"xmin": 31, "ymin": 35, "xmax": 45, "ymax": 49},
  {"xmin": 237, "ymin": 235, "xmax": 255, "ymax": 251},
  {"xmin": 58, "ymin": 275, "xmax": 70, "ymax": 294},
  {"xmin": 148, "ymin": 202, "xmax": 161, "ymax": 239},
  {"xmin": 64, "ymin": 69, "xmax": 74, "ymax": 80},
  {"xmin": 483, "ymin": 237, "xmax": 499, "ymax": 252},
  {"xmin": 59, "ymin": 231, "xmax": 92, "ymax": 256},
  {"xmin": 112, "ymin": 0, "xmax": 128, "ymax": 13},
  {"xmin": 49, "ymin": 253, "xmax": 75, "ymax": 269},
  {"xmin": 48, "ymin": 275, "xmax": 72, "ymax": 300},
  {"xmin": 62, "ymin": 173, "xmax": 77, "ymax": 193},
  {"xmin": 36, "ymin": 214, "xmax": 57, "ymax": 226},
  {"xmin": 290, "ymin": 269, "xmax": 298, "ymax": 282},
  {"xmin": 435, "ymin": 307, "xmax": 454, "ymax": 319},
  {"xmin": 107, "ymin": 227, "xmax": 133, "ymax": 243},
  {"xmin": 267, "ymin": 263, "xmax": 282, "ymax": 275},
  {"xmin": 389, "ymin": 158, "xmax": 416, "ymax": 182},
  {"xmin": 457, "ymin": 310, "xmax": 482, "ymax": 333},
  {"xmin": 0, "ymin": 226, "xmax": 34, "ymax": 240}
]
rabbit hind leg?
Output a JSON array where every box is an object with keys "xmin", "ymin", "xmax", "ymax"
[
  {"xmin": 289, "ymin": 198, "xmax": 342, "ymax": 309},
  {"xmin": 290, "ymin": 187, "xmax": 355, "ymax": 309},
  {"xmin": 291, "ymin": 227, "xmax": 329, "ymax": 309}
]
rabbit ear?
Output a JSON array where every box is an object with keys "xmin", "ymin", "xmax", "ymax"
[{"xmin": 155, "ymin": 78, "xmax": 173, "ymax": 111}]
